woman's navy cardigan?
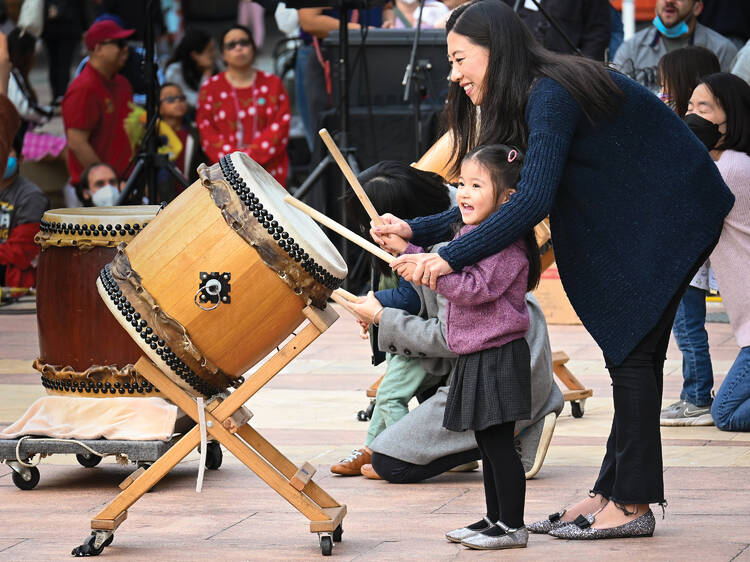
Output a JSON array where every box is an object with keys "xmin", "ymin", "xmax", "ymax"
[{"xmin": 409, "ymin": 72, "xmax": 734, "ymax": 365}]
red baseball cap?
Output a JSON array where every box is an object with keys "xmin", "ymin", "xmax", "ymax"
[{"xmin": 84, "ymin": 20, "xmax": 135, "ymax": 51}]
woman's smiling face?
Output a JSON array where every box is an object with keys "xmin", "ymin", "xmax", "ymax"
[{"xmin": 447, "ymin": 31, "xmax": 490, "ymax": 105}]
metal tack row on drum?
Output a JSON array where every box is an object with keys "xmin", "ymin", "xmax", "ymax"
[{"xmin": 97, "ymin": 152, "xmax": 348, "ymax": 398}]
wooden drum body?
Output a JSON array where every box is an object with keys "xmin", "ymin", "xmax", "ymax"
[
  {"xmin": 98, "ymin": 153, "xmax": 347, "ymax": 397},
  {"xmin": 34, "ymin": 206, "xmax": 160, "ymax": 397}
]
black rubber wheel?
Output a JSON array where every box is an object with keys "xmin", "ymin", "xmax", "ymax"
[
  {"xmin": 102, "ymin": 535, "xmax": 114, "ymax": 548},
  {"xmin": 356, "ymin": 410, "xmax": 369, "ymax": 422},
  {"xmin": 12, "ymin": 466, "xmax": 39, "ymax": 490},
  {"xmin": 76, "ymin": 453, "xmax": 102, "ymax": 468},
  {"xmin": 571, "ymin": 401, "xmax": 584, "ymax": 418},
  {"xmin": 333, "ymin": 525, "xmax": 343, "ymax": 542},
  {"xmin": 320, "ymin": 535, "xmax": 333, "ymax": 556},
  {"xmin": 364, "ymin": 400, "xmax": 376, "ymax": 419},
  {"xmin": 205, "ymin": 442, "xmax": 223, "ymax": 470},
  {"xmin": 71, "ymin": 534, "xmax": 103, "ymax": 557}
]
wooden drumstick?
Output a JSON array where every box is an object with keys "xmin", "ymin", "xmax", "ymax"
[
  {"xmin": 333, "ymin": 287, "xmax": 358, "ymax": 302},
  {"xmin": 318, "ymin": 128, "xmax": 384, "ymax": 226},
  {"xmin": 331, "ymin": 290, "xmax": 356, "ymax": 309},
  {"xmin": 284, "ymin": 195, "xmax": 394, "ymax": 264}
]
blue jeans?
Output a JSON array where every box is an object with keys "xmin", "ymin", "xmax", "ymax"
[
  {"xmin": 712, "ymin": 347, "xmax": 750, "ymax": 432},
  {"xmin": 672, "ymin": 286, "xmax": 713, "ymax": 407}
]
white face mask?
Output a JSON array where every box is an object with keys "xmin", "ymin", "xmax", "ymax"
[
  {"xmin": 91, "ymin": 184, "xmax": 120, "ymax": 207},
  {"xmin": 401, "ymin": 0, "xmax": 418, "ymax": 5}
]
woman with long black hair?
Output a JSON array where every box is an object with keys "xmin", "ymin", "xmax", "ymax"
[{"xmin": 371, "ymin": 0, "xmax": 734, "ymax": 540}]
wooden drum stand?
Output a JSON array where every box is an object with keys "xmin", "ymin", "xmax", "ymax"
[{"xmin": 72, "ymin": 305, "xmax": 346, "ymax": 557}]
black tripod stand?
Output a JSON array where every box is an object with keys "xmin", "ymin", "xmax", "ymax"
[
  {"xmin": 401, "ymin": 0, "xmax": 437, "ymax": 159},
  {"xmin": 118, "ymin": 0, "xmax": 188, "ymax": 205}
]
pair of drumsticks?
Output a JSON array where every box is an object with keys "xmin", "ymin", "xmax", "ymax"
[{"xmin": 283, "ymin": 129, "xmax": 399, "ymax": 311}]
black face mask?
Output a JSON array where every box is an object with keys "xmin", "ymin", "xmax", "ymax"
[{"xmin": 684, "ymin": 113, "xmax": 723, "ymax": 150}]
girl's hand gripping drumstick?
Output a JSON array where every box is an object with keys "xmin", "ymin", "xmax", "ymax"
[{"xmin": 318, "ymin": 128, "xmax": 384, "ymax": 227}]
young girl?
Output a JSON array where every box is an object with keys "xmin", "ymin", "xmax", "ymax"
[
  {"xmin": 394, "ymin": 144, "xmax": 540, "ymax": 550},
  {"xmin": 157, "ymin": 83, "xmax": 208, "ymax": 194}
]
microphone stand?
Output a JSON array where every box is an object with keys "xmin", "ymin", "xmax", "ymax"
[
  {"xmin": 118, "ymin": 0, "xmax": 189, "ymax": 205},
  {"xmin": 401, "ymin": 0, "xmax": 428, "ymax": 159}
]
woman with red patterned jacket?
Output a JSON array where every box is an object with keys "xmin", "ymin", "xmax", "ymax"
[{"xmin": 196, "ymin": 25, "xmax": 291, "ymax": 186}]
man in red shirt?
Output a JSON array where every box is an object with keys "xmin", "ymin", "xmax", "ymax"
[{"xmin": 62, "ymin": 20, "xmax": 135, "ymax": 188}]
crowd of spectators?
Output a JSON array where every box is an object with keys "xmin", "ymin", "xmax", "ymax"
[{"xmin": 1, "ymin": 0, "xmax": 746, "ymax": 207}]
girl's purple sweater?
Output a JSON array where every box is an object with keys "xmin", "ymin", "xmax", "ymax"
[{"xmin": 406, "ymin": 224, "xmax": 530, "ymax": 355}]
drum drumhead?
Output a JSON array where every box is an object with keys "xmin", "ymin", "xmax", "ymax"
[
  {"xmin": 228, "ymin": 153, "xmax": 348, "ymax": 280},
  {"xmin": 42, "ymin": 205, "xmax": 160, "ymax": 226}
]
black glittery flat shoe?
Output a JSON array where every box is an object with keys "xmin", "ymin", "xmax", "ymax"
[
  {"xmin": 548, "ymin": 509, "xmax": 655, "ymax": 540},
  {"xmin": 527, "ymin": 510, "xmax": 568, "ymax": 534}
]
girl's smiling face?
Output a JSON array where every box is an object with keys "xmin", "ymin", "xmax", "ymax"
[
  {"xmin": 457, "ymin": 157, "xmax": 513, "ymax": 225},
  {"xmin": 447, "ymin": 31, "xmax": 489, "ymax": 105}
]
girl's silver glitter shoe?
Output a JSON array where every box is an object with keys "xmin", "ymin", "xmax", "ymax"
[
  {"xmin": 548, "ymin": 509, "xmax": 655, "ymax": 540},
  {"xmin": 445, "ymin": 516, "xmax": 493, "ymax": 543},
  {"xmin": 460, "ymin": 521, "xmax": 529, "ymax": 550}
]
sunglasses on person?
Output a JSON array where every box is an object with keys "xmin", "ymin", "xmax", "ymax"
[
  {"xmin": 223, "ymin": 38, "xmax": 252, "ymax": 51},
  {"xmin": 100, "ymin": 38, "xmax": 128, "ymax": 49},
  {"xmin": 160, "ymin": 94, "xmax": 187, "ymax": 104}
]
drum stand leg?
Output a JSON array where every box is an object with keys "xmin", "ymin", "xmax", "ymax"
[
  {"xmin": 552, "ymin": 351, "xmax": 593, "ymax": 418},
  {"xmin": 73, "ymin": 305, "xmax": 346, "ymax": 557}
]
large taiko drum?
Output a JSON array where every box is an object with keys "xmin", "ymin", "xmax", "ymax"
[
  {"xmin": 34, "ymin": 206, "xmax": 161, "ymax": 397},
  {"xmin": 97, "ymin": 153, "xmax": 348, "ymax": 397}
]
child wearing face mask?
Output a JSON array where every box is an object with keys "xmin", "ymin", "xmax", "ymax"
[
  {"xmin": 0, "ymin": 135, "xmax": 49, "ymax": 288},
  {"xmin": 393, "ymin": 145, "xmax": 540, "ymax": 550},
  {"xmin": 77, "ymin": 162, "xmax": 122, "ymax": 207},
  {"xmin": 656, "ymin": 47, "xmax": 722, "ymax": 427},
  {"xmin": 685, "ymin": 73, "xmax": 750, "ymax": 433}
]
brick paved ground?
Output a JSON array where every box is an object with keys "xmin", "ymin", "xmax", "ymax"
[{"xmin": 0, "ymin": 302, "xmax": 748, "ymax": 560}]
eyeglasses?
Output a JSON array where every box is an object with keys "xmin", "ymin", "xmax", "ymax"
[
  {"xmin": 160, "ymin": 95, "xmax": 187, "ymax": 104},
  {"xmin": 223, "ymin": 38, "xmax": 251, "ymax": 51},
  {"xmin": 101, "ymin": 38, "xmax": 128, "ymax": 49}
]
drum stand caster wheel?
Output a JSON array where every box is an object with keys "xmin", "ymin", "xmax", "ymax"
[
  {"xmin": 318, "ymin": 533, "xmax": 334, "ymax": 556},
  {"xmin": 76, "ymin": 453, "xmax": 102, "ymax": 468},
  {"xmin": 571, "ymin": 399, "xmax": 586, "ymax": 418},
  {"xmin": 8, "ymin": 462, "xmax": 40, "ymax": 490},
  {"xmin": 333, "ymin": 524, "xmax": 343, "ymax": 542},
  {"xmin": 205, "ymin": 441, "xmax": 222, "ymax": 470},
  {"xmin": 71, "ymin": 531, "xmax": 113, "ymax": 557},
  {"xmin": 357, "ymin": 399, "xmax": 375, "ymax": 422}
]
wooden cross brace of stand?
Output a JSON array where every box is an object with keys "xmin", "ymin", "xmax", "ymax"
[
  {"xmin": 552, "ymin": 351, "xmax": 593, "ymax": 418},
  {"xmin": 85, "ymin": 305, "xmax": 346, "ymax": 554}
]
